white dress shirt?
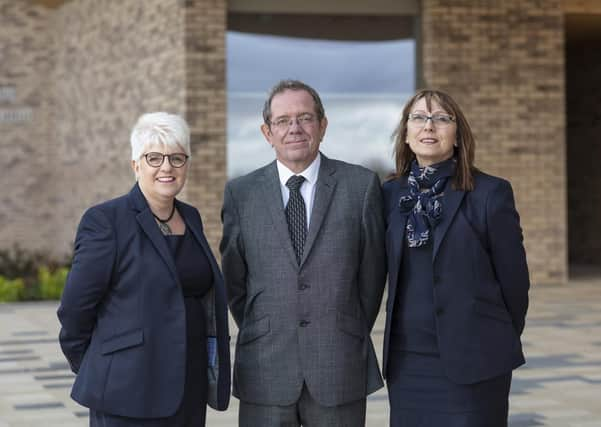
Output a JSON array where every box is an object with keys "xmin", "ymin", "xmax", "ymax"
[{"xmin": 276, "ymin": 153, "xmax": 321, "ymax": 228}]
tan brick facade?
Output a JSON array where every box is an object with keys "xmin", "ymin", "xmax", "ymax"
[
  {"xmin": 2, "ymin": 0, "xmax": 598, "ymax": 285},
  {"xmin": 1, "ymin": 1, "xmax": 54, "ymax": 254},
  {"xmin": 421, "ymin": 0, "xmax": 568, "ymax": 285},
  {"xmin": 50, "ymin": 0, "xmax": 188, "ymax": 254},
  {"xmin": 562, "ymin": 0, "xmax": 601, "ymax": 13},
  {"xmin": 1, "ymin": 0, "xmax": 226, "ymax": 256}
]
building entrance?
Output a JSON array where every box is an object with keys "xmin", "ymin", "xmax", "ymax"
[{"xmin": 565, "ymin": 13, "xmax": 601, "ymax": 277}]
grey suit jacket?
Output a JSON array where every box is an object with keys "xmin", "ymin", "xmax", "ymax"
[{"xmin": 220, "ymin": 154, "xmax": 386, "ymax": 407}]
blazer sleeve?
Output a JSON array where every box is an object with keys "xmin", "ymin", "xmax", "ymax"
[
  {"xmin": 357, "ymin": 172, "xmax": 387, "ymax": 332},
  {"xmin": 57, "ymin": 207, "xmax": 116, "ymax": 373},
  {"xmin": 219, "ymin": 182, "xmax": 247, "ymax": 327},
  {"xmin": 486, "ymin": 179, "xmax": 530, "ymax": 335}
]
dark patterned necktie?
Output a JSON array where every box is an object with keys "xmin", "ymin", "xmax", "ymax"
[{"xmin": 285, "ymin": 175, "xmax": 307, "ymax": 265}]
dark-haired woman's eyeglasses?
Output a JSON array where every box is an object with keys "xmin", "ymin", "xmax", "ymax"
[{"xmin": 408, "ymin": 113, "xmax": 455, "ymax": 127}]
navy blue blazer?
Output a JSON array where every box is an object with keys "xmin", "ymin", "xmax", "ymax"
[
  {"xmin": 382, "ymin": 172, "xmax": 529, "ymax": 384},
  {"xmin": 58, "ymin": 183, "xmax": 230, "ymax": 417}
]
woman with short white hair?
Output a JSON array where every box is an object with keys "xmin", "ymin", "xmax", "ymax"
[{"xmin": 58, "ymin": 112, "xmax": 230, "ymax": 426}]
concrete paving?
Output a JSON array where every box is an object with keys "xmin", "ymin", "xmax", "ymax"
[{"xmin": 1, "ymin": 275, "xmax": 600, "ymax": 426}]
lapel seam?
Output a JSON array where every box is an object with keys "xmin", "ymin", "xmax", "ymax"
[
  {"xmin": 432, "ymin": 188, "xmax": 466, "ymax": 261},
  {"xmin": 136, "ymin": 210, "xmax": 180, "ymax": 285},
  {"xmin": 299, "ymin": 159, "xmax": 336, "ymax": 266}
]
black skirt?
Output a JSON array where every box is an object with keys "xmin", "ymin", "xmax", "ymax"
[{"xmin": 387, "ymin": 350, "xmax": 511, "ymax": 427}]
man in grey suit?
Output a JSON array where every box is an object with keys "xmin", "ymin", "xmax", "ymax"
[{"xmin": 220, "ymin": 79, "xmax": 386, "ymax": 426}]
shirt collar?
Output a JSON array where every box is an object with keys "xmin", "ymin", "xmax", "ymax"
[{"xmin": 276, "ymin": 153, "xmax": 321, "ymax": 187}]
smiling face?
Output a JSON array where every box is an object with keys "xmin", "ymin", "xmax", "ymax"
[
  {"xmin": 261, "ymin": 89, "xmax": 328, "ymax": 173},
  {"xmin": 131, "ymin": 143, "xmax": 188, "ymax": 203},
  {"xmin": 406, "ymin": 97, "xmax": 457, "ymax": 167}
]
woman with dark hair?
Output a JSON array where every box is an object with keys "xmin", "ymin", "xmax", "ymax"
[{"xmin": 382, "ymin": 89, "xmax": 529, "ymax": 426}]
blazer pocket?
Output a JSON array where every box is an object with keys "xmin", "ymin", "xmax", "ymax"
[
  {"xmin": 473, "ymin": 299, "xmax": 512, "ymax": 323},
  {"xmin": 337, "ymin": 311, "xmax": 365, "ymax": 340},
  {"xmin": 101, "ymin": 328, "xmax": 144, "ymax": 355},
  {"xmin": 238, "ymin": 315, "xmax": 270, "ymax": 345}
]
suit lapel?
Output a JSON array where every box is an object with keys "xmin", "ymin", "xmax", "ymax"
[
  {"xmin": 300, "ymin": 157, "xmax": 336, "ymax": 266},
  {"xmin": 387, "ymin": 181, "xmax": 407, "ymax": 300},
  {"xmin": 128, "ymin": 183, "xmax": 179, "ymax": 283},
  {"xmin": 433, "ymin": 185, "xmax": 466, "ymax": 260},
  {"xmin": 260, "ymin": 162, "xmax": 300, "ymax": 268}
]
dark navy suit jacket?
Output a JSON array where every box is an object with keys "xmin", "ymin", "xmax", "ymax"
[
  {"xmin": 58, "ymin": 183, "xmax": 230, "ymax": 417},
  {"xmin": 382, "ymin": 172, "xmax": 529, "ymax": 384}
]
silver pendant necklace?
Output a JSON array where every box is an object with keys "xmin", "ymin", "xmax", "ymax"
[{"xmin": 153, "ymin": 204, "xmax": 176, "ymax": 236}]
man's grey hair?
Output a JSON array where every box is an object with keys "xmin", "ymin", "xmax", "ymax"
[{"xmin": 262, "ymin": 80, "xmax": 325, "ymax": 125}]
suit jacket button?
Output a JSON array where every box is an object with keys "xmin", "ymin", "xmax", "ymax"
[
  {"xmin": 436, "ymin": 307, "xmax": 444, "ymax": 316},
  {"xmin": 299, "ymin": 320, "xmax": 310, "ymax": 327},
  {"xmin": 433, "ymin": 275, "xmax": 440, "ymax": 284},
  {"xmin": 299, "ymin": 283, "xmax": 310, "ymax": 290}
]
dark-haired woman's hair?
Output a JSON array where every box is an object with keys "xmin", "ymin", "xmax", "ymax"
[{"xmin": 391, "ymin": 89, "xmax": 476, "ymax": 191}]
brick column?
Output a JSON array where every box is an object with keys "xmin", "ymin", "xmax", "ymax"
[
  {"xmin": 182, "ymin": 0, "xmax": 227, "ymax": 253},
  {"xmin": 421, "ymin": 1, "xmax": 567, "ymax": 285}
]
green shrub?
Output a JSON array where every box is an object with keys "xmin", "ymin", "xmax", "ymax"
[
  {"xmin": 0, "ymin": 276, "xmax": 25, "ymax": 302},
  {"xmin": 38, "ymin": 267, "xmax": 69, "ymax": 300},
  {"xmin": 0, "ymin": 246, "xmax": 50, "ymax": 278},
  {"xmin": 0, "ymin": 246, "xmax": 71, "ymax": 301}
]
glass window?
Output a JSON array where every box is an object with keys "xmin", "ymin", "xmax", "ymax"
[{"xmin": 227, "ymin": 31, "xmax": 415, "ymax": 179}]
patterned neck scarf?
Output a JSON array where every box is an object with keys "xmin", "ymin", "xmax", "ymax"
[{"xmin": 398, "ymin": 158, "xmax": 456, "ymax": 247}]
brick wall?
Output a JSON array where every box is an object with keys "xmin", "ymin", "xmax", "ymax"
[
  {"xmin": 1, "ymin": 0, "xmax": 190, "ymax": 258},
  {"xmin": 2, "ymin": 0, "xmax": 595, "ymax": 282},
  {"xmin": 1, "ymin": 0, "xmax": 227, "ymax": 260},
  {"xmin": 562, "ymin": 0, "xmax": 601, "ymax": 13},
  {"xmin": 49, "ymin": 0, "xmax": 187, "ymax": 255},
  {"xmin": 0, "ymin": 1, "xmax": 54, "ymax": 254},
  {"xmin": 421, "ymin": 0, "xmax": 567, "ymax": 285}
]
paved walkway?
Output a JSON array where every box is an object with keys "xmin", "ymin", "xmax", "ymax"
[{"xmin": 1, "ymin": 276, "xmax": 600, "ymax": 426}]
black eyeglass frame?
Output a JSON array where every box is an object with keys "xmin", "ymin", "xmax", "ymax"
[{"xmin": 143, "ymin": 152, "xmax": 189, "ymax": 168}]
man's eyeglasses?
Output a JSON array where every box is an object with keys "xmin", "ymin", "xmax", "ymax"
[
  {"xmin": 143, "ymin": 152, "xmax": 189, "ymax": 168},
  {"xmin": 408, "ymin": 113, "xmax": 455, "ymax": 127},
  {"xmin": 269, "ymin": 113, "xmax": 317, "ymax": 131}
]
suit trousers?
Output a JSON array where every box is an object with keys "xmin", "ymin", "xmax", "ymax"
[{"xmin": 239, "ymin": 383, "xmax": 366, "ymax": 427}]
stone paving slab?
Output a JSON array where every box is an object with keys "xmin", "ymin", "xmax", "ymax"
[{"xmin": 1, "ymin": 277, "xmax": 600, "ymax": 426}]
